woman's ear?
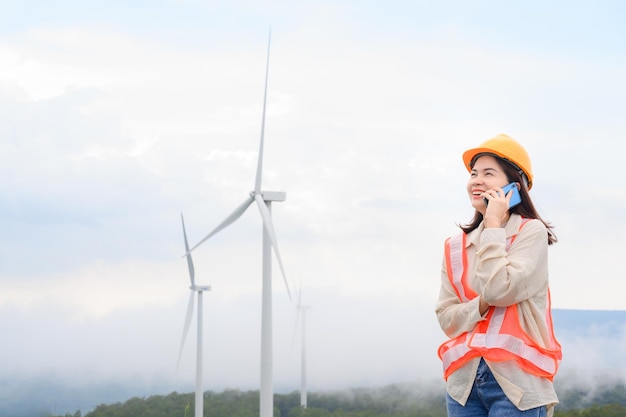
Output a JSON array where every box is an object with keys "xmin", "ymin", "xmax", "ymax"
[{"xmin": 515, "ymin": 182, "xmax": 521, "ymax": 190}]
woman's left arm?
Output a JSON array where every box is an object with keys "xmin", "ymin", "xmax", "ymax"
[{"xmin": 477, "ymin": 219, "xmax": 549, "ymax": 307}]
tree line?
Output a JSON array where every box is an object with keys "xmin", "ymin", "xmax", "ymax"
[{"xmin": 48, "ymin": 380, "xmax": 626, "ymax": 417}]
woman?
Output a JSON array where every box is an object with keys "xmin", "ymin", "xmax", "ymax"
[{"xmin": 436, "ymin": 134, "xmax": 562, "ymax": 417}]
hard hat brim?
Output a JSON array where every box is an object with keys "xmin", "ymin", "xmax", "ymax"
[{"xmin": 462, "ymin": 147, "xmax": 512, "ymax": 172}]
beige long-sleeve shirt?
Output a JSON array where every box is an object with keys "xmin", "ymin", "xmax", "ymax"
[{"xmin": 435, "ymin": 214, "xmax": 559, "ymax": 416}]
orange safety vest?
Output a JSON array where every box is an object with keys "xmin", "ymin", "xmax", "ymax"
[{"xmin": 437, "ymin": 219, "xmax": 562, "ymax": 381}]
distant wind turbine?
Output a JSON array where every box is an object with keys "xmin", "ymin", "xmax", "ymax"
[
  {"xmin": 295, "ymin": 287, "xmax": 311, "ymax": 408},
  {"xmin": 177, "ymin": 213, "xmax": 211, "ymax": 417},
  {"xmin": 186, "ymin": 29, "xmax": 292, "ymax": 417}
]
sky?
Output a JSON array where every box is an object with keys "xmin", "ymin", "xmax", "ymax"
[{"xmin": 2, "ymin": 0, "xmax": 626, "ymax": 414}]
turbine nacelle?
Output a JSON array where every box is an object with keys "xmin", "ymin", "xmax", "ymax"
[
  {"xmin": 251, "ymin": 190, "xmax": 286, "ymax": 202},
  {"xmin": 190, "ymin": 285, "xmax": 211, "ymax": 292}
]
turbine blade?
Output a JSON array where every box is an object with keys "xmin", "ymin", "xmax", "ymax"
[
  {"xmin": 187, "ymin": 195, "xmax": 255, "ymax": 254},
  {"xmin": 175, "ymin": 290, "xmax": 195, "ymax": 376},
  {"xmin": 254, "ymin": 193, "xmax": 292, "ymax": 301},
  {"xmin": 180, "ymin": 213, "xmax": 195, "ymax": 287},
  {"xmin": 254, "ymin": 28, "xmax": 271, "ymax": 194}
]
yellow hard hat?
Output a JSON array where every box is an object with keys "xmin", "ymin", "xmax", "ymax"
[{"xmin": 462, "ymin": 134, "xmax": 533, "ymax": 189}]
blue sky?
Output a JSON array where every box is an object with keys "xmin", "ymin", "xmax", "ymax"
[{"xmin": 1, "ymin": 0, "xmax": 626, "ymax": 414}]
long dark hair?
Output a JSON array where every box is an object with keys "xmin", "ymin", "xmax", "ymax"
[{"xmin": 459, "ymin": 155, "xmax": 557, "ymax": 245}]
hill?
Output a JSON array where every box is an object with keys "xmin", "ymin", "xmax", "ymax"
[{"xmin": 47, "ymin": 381, "xmax": 626, "ymax": 417}]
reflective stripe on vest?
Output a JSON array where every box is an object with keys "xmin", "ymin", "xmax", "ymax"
[
  {"xmin": 444, "ymin": 233, "xmax": 477, "ymax": 302},
  {"xmin": 438, "ymin": 219, "xmax": 562, "ymax": 380}
]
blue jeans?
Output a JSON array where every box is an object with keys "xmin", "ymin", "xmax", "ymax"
[{"xmin": 446, "ymin": 359, "xmax": 547, "ymax": 417}]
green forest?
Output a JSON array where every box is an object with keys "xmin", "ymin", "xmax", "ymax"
[{"xmin": 49, "ymin": 380, "xmax": 626, "ymax": 417}]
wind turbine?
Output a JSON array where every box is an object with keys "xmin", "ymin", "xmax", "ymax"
[
  {"xmin": 177, "ymin": 213, "xmax": 211, "ymax": 417},
  {"xmin": 295, "ymin": 288, "xmax": 311, "ymax": 408},
  {"xmin": 187, "ymin": 29, "xmax": 292, "ymax": 417}
]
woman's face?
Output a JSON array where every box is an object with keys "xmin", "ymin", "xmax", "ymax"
[{"xmin": 467, "ymin": 154, "xmax": 510, "ymax": 214}]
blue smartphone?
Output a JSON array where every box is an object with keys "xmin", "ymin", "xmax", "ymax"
[
  {"xmin": 483, "ymin": 182, "xmax": 522, "ymax": 208},
  {"xmin": 503, "ymin": 182, "xmax": 522, "ymax": 208}
]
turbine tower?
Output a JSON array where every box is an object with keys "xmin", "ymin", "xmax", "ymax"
[
  {"xmin": 187, "ymin": 29, "xmax": 292, "ymax": 417},
  {"xmin": 177, "ymin": 213, "xmax": 211, "ymax": 417},
  {"xmin": 296, "ymin": 289, "xmax": 311, "ymax": 408}
]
